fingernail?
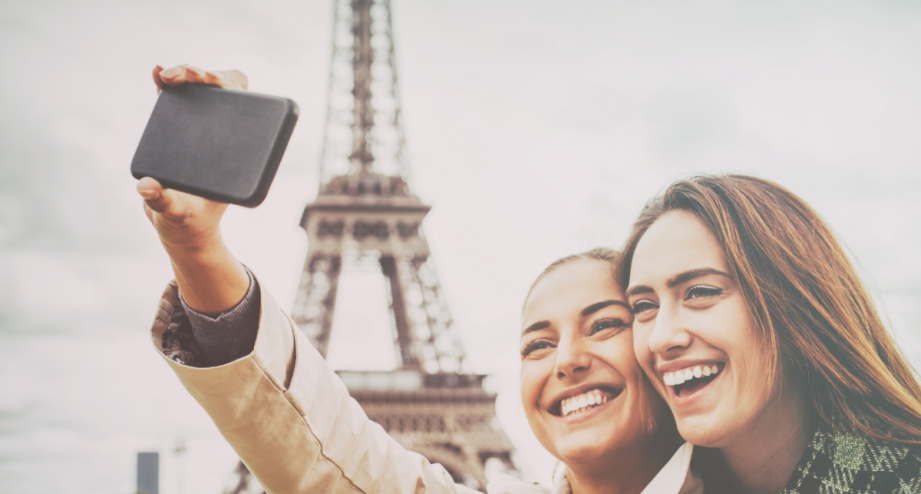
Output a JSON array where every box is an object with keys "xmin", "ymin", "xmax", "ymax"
[
  {"xmin": 138, "ymin": 188, "xmax": 160, "ymax": 200},
  {"xmin": 160, "ymin": 67, "xmax": 181, "ymax": 78}
]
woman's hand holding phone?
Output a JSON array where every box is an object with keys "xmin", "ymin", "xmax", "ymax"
[{"xmin": 137, "ymin": 65, "xmax": 250, "ymax": 315}]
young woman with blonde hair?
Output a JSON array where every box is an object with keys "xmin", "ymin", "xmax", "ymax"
[
  {"xmin": 139, "ymin": 65, "xmax": 703, "ymax": 494},
  {"xmin": 509, "ymin": 248, "xmax": 701, "ymax": 493},
  {"xmin": 621, "ymin": 174, "xmax": 921, "ymax": 493}
]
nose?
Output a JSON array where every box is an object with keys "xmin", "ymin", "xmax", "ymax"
[
  {"xmin": 554, "ymin": 332, "xmax": 591, "ymax": 380},
  {"xmin": 647, "ymin": 303, "xmax": 692, "ymax": 356}
]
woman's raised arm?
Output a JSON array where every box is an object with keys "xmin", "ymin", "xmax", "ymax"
[
  {"xmin": 137, "ymin": 64, "xmax": 250, "ymax": 315},
  {"xmin": 139, "ymin": 65, "xmax": 477, "ymax": 494}
]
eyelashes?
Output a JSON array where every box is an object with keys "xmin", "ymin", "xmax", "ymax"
[
  {"xmin": 630, "ymin": 285, "xmax": 724, "ymax": 314},
  {"xmin": 686, "ymin": 285, "xmax": 722, "ymax": 300},
  {"xmin": 631, "ymin": 300, "xmax": 657, "ymax": 314},
  {"xmin": 589, "ymin": 318, "xmax": 629, "ymax": 335},
  {"xmin": 521, "ymin": 339, "xmax": 553, "ymax": 357},
  {"xmin": 520, "ymin": 318, "xmax": 629, "ymax": 357}
]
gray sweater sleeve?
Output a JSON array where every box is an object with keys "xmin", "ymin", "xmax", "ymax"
[{"xmin": 179, "ymin": 267, "xmax": 261, "ymax": 367}]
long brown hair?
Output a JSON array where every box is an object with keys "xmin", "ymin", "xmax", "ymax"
[{"xmin": 619, "ymin": 174, "xmax": 921, "ymax": 444}]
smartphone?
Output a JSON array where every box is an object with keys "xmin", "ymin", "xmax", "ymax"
[{"xmin": 131, "ymin": 83, "xmax": 299, "ymax": 207}]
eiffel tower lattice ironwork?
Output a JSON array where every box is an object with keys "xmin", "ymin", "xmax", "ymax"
[{"xmin": 224, "ymin": 0, "xmax": 518, "ymax": 492}]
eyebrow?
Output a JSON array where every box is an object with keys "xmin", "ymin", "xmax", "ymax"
[
  {"xmin": 667, "ymin": 268, "xmax": 732, "ymax": 288},
  {"xmin": 521, "ymin": 299, "xmax": 631, "ymax": 336},
  {"xmin": 626, "ymin": 267, "xmax": 733, "ymax": 297},
  {"xmin": 521, "ymin": 321, "xmax": 550, "ymax": 336},
  {"xmin": 581, "ymin": 299, "xmax": 632, "ymax": 316}
]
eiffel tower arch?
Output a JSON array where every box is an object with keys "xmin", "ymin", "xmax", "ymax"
[{"xmin": 225, "ymin": 0, "xmax": 518, "ymax": 491}]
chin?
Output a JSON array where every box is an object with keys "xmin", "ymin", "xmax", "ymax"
[
  {"xmin": 552, "ymin": 429, "xmax": 617, "ymax": 463},
  {"xmin": 556, "ymin": 444, "xmax": 609, "ymax": 464},
  {"xmin": 674, "ymin": 415, "xmax": 725, "ymax": 448}
]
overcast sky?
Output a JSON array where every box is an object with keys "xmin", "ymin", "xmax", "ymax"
[{"xmin": 2, "ymin": 0, "xmax": 921, "ymax": 492}]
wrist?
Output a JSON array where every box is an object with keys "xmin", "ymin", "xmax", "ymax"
[
  {"xmin": 165, "ymin": 238, "xmax": 249, "ymax": 314},
  {"xmin": 158, "ymin": 223, "xmax": 224, "ymax": 258},
  {"xmin": 162, "ymin": 233, "xmax": 226, "ymax": 269}
]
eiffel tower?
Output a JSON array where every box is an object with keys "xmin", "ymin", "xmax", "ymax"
[{"xmin": 224, "ymin": 0, "xmax": 517, "ymax": 492}]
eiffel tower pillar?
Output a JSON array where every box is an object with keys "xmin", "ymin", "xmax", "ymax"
[
  {"xmin": 291, "ymin": 186, "xmax": 516, "ymax": 490},
  {"xmin": 225, "ymin": 0, "xmax": 519, "ymax": 492}
]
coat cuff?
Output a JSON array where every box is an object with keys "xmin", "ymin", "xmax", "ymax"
[
  {"xmin": 180, "ymin": 267, "xmax": 261, "ymax": 367},
  {"xmin": 149, "ymin": 274, "xmax": 473, "ymax": 494}
]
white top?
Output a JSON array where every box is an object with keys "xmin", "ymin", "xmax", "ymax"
[{"xmin": 487, "ymin": 442, "xmax": 702, "ymax": 494}]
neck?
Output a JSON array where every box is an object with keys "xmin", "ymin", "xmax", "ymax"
[
  {"xmin": 566, "ymin": 434, "xmax": 681, "ymax": 494},
  {"xmin": 720, "ymin": 377, "xmax": 818, "ymax": 494}
]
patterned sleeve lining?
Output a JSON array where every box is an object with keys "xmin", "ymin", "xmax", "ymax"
[{"xmin": 161, "ymin": 267, "xmax": 262, "ymax": 368}]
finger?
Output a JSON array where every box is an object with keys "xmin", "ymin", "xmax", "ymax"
[
  {"xmin": 137, "ymin": 177, "xmax": 176, "ymax": 214},
  {"xmin": 158, "ymin": 66, "xmax": 186, "ymax": 85},
  {"xmin": 203, "ymin": 70, "xmax": 246, "ymax": 90},
  {"xmin": 137, "ymin": 176, "xmax": 163, "ymax": 199},
  {"xmin": 203, "ymin": 70, "xmax": 232, "ymax": 88},
  {"xmin": 152, "ymin": 65, "xmax": 164, "ymax": 94},
  {"xmin": 180, "ymin": 64, "xmax": 208, "ymax": 84},
  {"xmin": 159, "ymin": 65, "xmax": 205, "ymax": 86},
  {"xmin": 222, "ymin": 70, "xmax": 248, "ymax": 90}
]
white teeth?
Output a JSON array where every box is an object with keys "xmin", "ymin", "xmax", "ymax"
[
  {"xmin": 559, "ymin": 389, "xmax": 612, "ymax": 417},
  {"xmin": 662, "ymin": 364, "xmax": 722, "ymax": 388}
]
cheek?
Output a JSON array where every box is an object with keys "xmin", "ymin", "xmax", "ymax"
[
  {"xmin": 631, "ymin": 328, "xmax": 654, "ymax": 374},
  {"xmin": 519, "ymin": 359, "xmax": 558, "ymax": 454},
  {"xmin": 709, "ymin": 299, "xmax": 766, "ymax": 366},
  {"xmin": 605, "ymin": 336, "xmax": 668, "ymax": 434},
  {"xmin": 603, "ymin": 334, "xmax": 650, "ymax": 393},
  {"xmin": 519, "ymin": 359, "xmax": 550, "ymax": 415},
  {"xmin": 631, "ymin": 328, "xmax": 667, "ymax": 401}
]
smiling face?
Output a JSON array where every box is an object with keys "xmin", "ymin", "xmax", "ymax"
[
  {"xmin": 627, "ymin": 210, "xmax": 783, "ymax": 448},
  {"xmin": 520, "ymin": 259, "xmax": 668, "ymax": 465}
]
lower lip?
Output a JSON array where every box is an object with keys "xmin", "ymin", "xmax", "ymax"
[
  {"xmin": 557, "ymin": 394, "xmax": 620, "ymax": 423},
  {"xmin": 668, "ymin": 370, "xmax": 723, "ymax": 407}
]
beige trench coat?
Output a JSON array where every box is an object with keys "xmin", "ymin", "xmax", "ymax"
[{"xmin": 150, "ymin": 279, "xmax": 702, "ymax": 494}]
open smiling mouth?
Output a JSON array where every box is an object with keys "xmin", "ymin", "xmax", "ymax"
[
  {"xmin": 663, "ymin": 364, "xmax": 724, "ymax": 398},
  {"xmin": 550, "ymin": 387, "xmax": 622, "ymax": 418}
]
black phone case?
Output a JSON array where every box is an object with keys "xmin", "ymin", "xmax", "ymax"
[{"xmin": 131, "ymin": 83, "xmax": 299, "ymax": 207}]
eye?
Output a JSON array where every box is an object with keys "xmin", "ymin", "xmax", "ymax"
[
  {"xmin": 685, "ymin": 285, "xmax": 723, "ymax": 300},
  {"xmin": 588, "ymin": 318, "xmax": 628, "ymax": 336},
  {"xmin": 521, "ymin": 339, "xmax": 554, "ymax": 358},
  {"xmin": 631, "ymin": 300, "xmax": 658, "ymax": 314}
]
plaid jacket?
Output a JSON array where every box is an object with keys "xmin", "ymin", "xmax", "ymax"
[{"xmin": 782, "ymin": 420, "xmax": 921, "ymax": 493}]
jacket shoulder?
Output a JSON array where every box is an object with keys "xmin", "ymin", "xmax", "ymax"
[{"xmin": 783, "ymin": 423, "xmax": 921, "ymax": 493}]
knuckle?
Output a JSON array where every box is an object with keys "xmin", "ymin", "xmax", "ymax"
[{"xmin": 178, "ymin": 208, "xmax": 196, "ymax": 226}]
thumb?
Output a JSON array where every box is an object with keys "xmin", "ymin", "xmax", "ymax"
[{"xmin": 137, "ymin": 177, "xmax": 176, "ymax": 213}]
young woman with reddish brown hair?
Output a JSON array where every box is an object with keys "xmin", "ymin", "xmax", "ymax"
[{"xmin": 621, "ymin": 174, "xmax": 921, "ymax": 493}]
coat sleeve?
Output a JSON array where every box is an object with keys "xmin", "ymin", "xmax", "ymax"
[{"xmin": 150, "ymin": 279, "xmax": 479, "ymax": 494}]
